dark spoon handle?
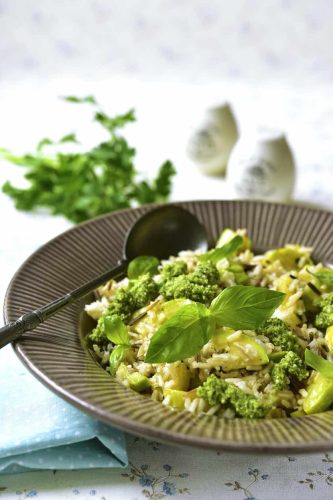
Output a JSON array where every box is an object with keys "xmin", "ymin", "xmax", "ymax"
[{"xmin": 0, "ymin": 260, "xmax": 128, "ymax": 349}]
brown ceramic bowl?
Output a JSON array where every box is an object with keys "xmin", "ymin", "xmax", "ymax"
[{"xmin": 4, "ymin": 200, "xmax": 333, "ymax": 453}]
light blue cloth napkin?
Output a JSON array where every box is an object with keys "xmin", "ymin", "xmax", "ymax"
[{"xmin": 0, "ymin": 346, "xmax": 128, "ymax": 474}]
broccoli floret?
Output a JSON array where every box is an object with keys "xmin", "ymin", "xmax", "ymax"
[
  {"xmin": 105, "ymin": 274, "xmax": 159, "ymax": 321},
  {"xmin": 159, "ymin": 261, "xmax": 220, "ymax": 305},
  {"xmin": 107, "ymin": 288, "xmax": 137, "ymax": 321},
  {"xmin": 315, "ymin": 293, "xmax": 333, "ymax": 330},
  {"xmin": 88, "ymin": 274, "xmax": 159, "ymax": 346},
  {"xmin": 197, "ymin": 375, "xmax": 271, "ymax": 418},
  {"xmin": 128, "ymin": 274, "xmax": 159, "ymax": 309},
  {"xmin": 257, "ymin": 318, "xmax": 300, "ymax": 353},
  {"xmin": 271, "ymin": 351, "xmax": 308, "ymax": 390},
  {"xmin": 191, "ymin": 261, "xmax": 220, "ymax": 285},
  {"xmin": 160, "ymin": 275, "xmax": 217, "ymax": 304},
  {"xmin": 161, "ymin": 260, "xmax": 188, "ymax": 279},
  {"xmin": 88, "ymin": 315, "xmax": 108, "ymax": 345}
]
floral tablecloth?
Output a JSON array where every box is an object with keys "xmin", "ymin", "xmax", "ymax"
[{"xmin": 2, "ymin": 435, "xmax": 333, "ymax": 499}]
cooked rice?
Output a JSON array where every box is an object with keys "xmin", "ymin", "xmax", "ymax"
[{"xmin": 85, "ymin": 230, "xmax": 333, "ymax": 419}]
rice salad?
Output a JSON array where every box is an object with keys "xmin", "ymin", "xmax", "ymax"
[{"xmin": 85, "ymin": 228, "xmax": 333, "ymax": 419}]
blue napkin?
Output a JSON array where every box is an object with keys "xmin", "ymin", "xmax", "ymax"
[{"xmin": 0, "ymin": 346, "xmax": 128, "ymax": 474}]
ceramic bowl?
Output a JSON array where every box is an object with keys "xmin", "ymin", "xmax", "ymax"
[{"xmin": 4, "ymin": 200, "xmax": 333, "ymax": 453}]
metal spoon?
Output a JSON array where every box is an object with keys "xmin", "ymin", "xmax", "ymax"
[{"xmin": 0, "ymin": 205, "xmax": 208, "ymax": 349}]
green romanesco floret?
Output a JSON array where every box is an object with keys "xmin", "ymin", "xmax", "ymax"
[
  {"xmin": 88, "ymin": 274, "xmax": 159, "ymax": 346},
  {"xmin": 257, "ymin": 318, "xmax": 301, "ymax": 353},
  {"xmin": 197, "ymin": 374, "xmax": 271, "ymax": 418},
  {"xmin": 315, "ymin": 293, "xmax": 333, "ymax": 330},
  {"xmin": 159, "ymin": 261, "xmax": 219, "ymax": 305},
  {"xmin": 271, "ymin": 351, "xmax": 308, "ymax": 390},
  {"xmin": 161, "ymin": 260, "xmax": 188, "ymax": 279}
]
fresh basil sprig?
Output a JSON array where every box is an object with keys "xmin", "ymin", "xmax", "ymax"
[
  {"xmin": 128, "ymin": 256, "xmax": 160, "ymax": 280},
  {"xmin": 104, "ymin": 316, "xmax": 131, "ymax": 375},
  {"xmin": 198, "ymin": 235, "xmax": 243, "ymax": 265},
  {"xmin": 145, "ymin": 303, "xmax": 215, "ymax": 363},
  {"xmin": 145, "ymin": 285, "xmax": 284, "ymax": 363},
  {"xmin": 305, "ymin": 349, "xmax": 333, "ymax": 379},
  {"xmin": 210, "ymin": 285, "xmax": 285, "ymax": 330},
  {"xmin": 105, "ymin": 316, "xmax": 130, "ymax": 344}
]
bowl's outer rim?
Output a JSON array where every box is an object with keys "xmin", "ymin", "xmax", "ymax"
[{"xmin": 4, "ymin": 198, "xmax": 333, "ymax": 454}]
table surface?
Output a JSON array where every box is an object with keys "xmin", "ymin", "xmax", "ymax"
[{"xmin": 1, "ymin": 79, "xmax": 333, "ymax": 499}]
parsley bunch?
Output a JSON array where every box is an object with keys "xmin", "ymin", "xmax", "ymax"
[{"xmin": 1, "ymin": 95, "xmax": 176, "ymax": 223}]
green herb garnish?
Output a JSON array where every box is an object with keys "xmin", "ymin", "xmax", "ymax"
[
  {"xmin": 145, "ymin": 302, "xmax": 215, "ymax": 363},
  {"xmin": 210, "ymin": 285, "xmax": 285, "ymax": 330},
  {"xmin": 305, "ymin": 349, "xmax": 333, "ymax": 379},
  {"xmin": 104, "ymin": 316, "xmax": 130, "ymax": 345},
  {"xmin": 2, "ymin": 96, "xmax": 176, "ymax": 223},
  {"xmin": 198, "ymin": 235, "xmax": 243, "ymax": 265},
  {"xmin": 109, "ymin": 345, "xmax": 130, "ymax": 376},
  {"xmin": 104, "ymin": 316, "xmax": 131, "ymax": 375},
  {"xmin": 145, "ymin": 285, "xmax": 284, "ymax": 363},
  {"xmin": 127, "ymin": 256, "xmax": 160, "ymax": 280}
]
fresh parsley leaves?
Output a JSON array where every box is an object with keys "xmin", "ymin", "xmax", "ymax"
[{"xmin": 2, "ymin": 96, "xmax": 176, "ymax": 223}]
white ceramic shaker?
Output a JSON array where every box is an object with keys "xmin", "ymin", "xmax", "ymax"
[
  {"xmin": 226, "ymin": 128, "xmax": 295, "ymax": 202},
  {"xmin": 187, "ymin": 103, "xmax": 239, "ymax": 176}
]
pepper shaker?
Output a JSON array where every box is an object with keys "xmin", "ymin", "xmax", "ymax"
[
  {"xmin": 187, "ymin": 103, "xmax": 239, "ymax": 176},
  {"xmin": 226, "ymin": 128, "xmax": 296, "ymax": 202}
]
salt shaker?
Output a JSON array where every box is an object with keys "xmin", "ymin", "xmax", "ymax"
[
  {"xmin": 187, "ymin": 103, "xmax": 239, "ymax": 176},
  {"xmin": 226, "ymin": 128, "xmax": 295, "ymax": 202}
]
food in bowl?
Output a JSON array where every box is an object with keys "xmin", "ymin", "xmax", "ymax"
[{"xmin": 85, "ymin": 228, "xmax": 333, "ymax": 419}]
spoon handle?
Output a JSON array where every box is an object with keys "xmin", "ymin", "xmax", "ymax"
[{"xmin": 0, "ymin": 260, "xmax": 128, "ymax": 349}]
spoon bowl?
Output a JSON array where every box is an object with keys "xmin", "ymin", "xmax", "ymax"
[{"xmin": 125, "ymin": 205, "xmax": 208, "ymax": 260}]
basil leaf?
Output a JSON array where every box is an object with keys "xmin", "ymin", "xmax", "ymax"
[
  {"xmin": 109, "ymin": 345, "xmax": 130, "ymax": 376},
  {"xmin": 199, "ymin": 235, "xmax": 243, "ymax": 265},
  {"xmin": 314, "ymin": 269, "xmax": 333, "ymax": 287},
  {"xmin": 145, "ymin": 303, "xmax": 215, "ymax": 363},
  {"xmin": 104, "ymin": 316, "xmax": 129, "ymax": 345},
  {"xmin": 305, "ymin": 349, "xmax": 333, "ymax": 379},
  {"xmin": 210, "ymin": 285, "xmax": 285, "ymax": 330},
  {"xmin": 128, "ymin": 256, "xmax": 160, "ymax": 279}
]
